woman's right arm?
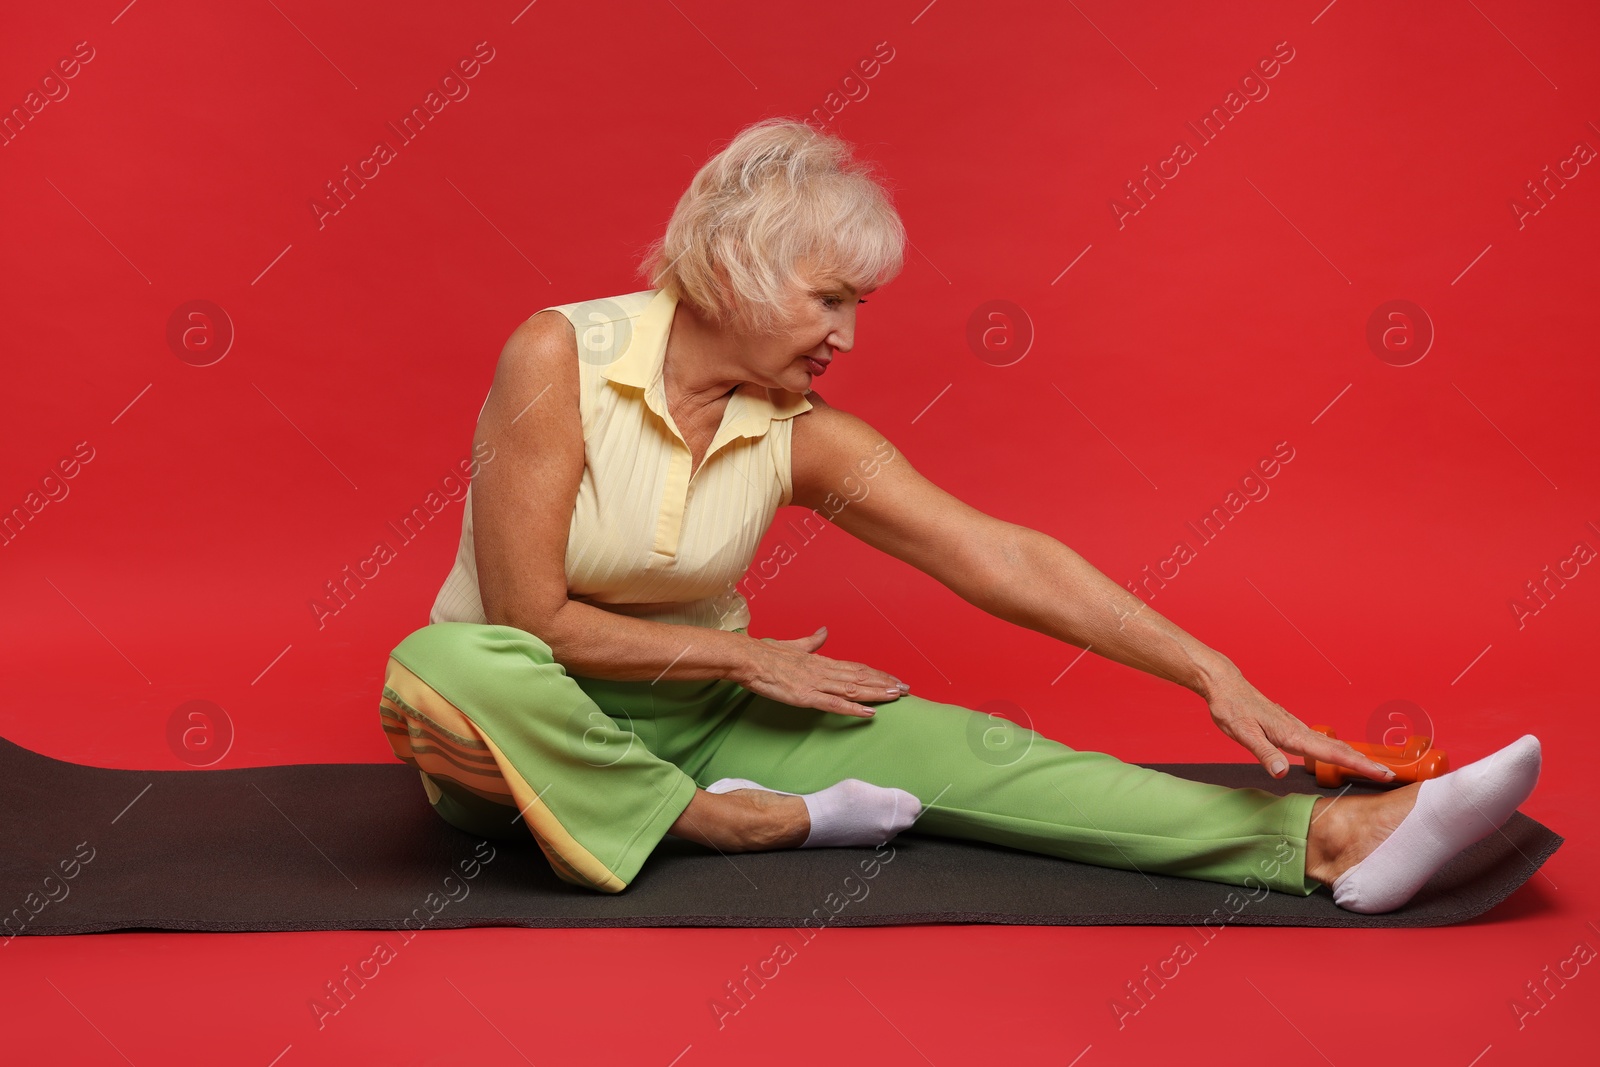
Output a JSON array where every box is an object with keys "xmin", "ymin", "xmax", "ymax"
[
  {"xmin": 471, "ymin": 311, "xmax": 904, "ymax": 717},
  {"xmin": 467, "ymin": 308, "xmax": 908, "ymax": 716},
  {"xmin": 470, "ymin": 310, "xmax": 750, "ymax": 683}
]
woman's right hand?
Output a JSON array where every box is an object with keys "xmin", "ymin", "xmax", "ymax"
[{"xmin": 735, "ymin": 626, "xmax": 909, "ymax": 718}]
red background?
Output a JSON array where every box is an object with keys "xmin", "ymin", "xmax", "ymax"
[{"xmin": 3, "ymin": 0, "xmax": 1596, "ymax": 1063}]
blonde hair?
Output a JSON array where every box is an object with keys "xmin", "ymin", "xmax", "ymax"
[{"xmin": 639, "ymin": 117, "xmax": 906, "ymax": 336}]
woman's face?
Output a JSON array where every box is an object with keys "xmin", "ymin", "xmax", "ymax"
[{"xmin": 746, "ymin": 272, "xmax": 876, "ymax": 395}]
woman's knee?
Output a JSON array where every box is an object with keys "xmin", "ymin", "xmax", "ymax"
[
  {"xmin": 384, "ymin": 622, "xmax": 578, "ymax": 747},
  {"xmin": 874, "ymin": 695, "xmax": 1082, "ymax": 773},
  {"xmin": 391, "ymin": 621, "xmax": 557, "ymax": 676},
  {"xmin": 427, "ymin": 777, "xmax": 529, "ymax": 842}
]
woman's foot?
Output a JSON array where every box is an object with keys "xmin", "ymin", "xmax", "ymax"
[
  {"xmin": 705, "ymin": 777, "xmax": 922, "ymax": 848},
  {"xmin": 1305, "ymin": 784, "xmax": 1419, "ymax": 886},
  {"xmin": 1305, "ymin": 735, "xmax": 1542, "ymax": 913},
  {"xmin": 666, "ymin": 777, "xmax": 922, "ymax": 851},
  {"xmin": 667, "ymin": 786, "xmax": 809, "ymax": 852}
]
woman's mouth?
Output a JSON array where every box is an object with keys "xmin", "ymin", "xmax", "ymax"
[{"xmin": 804, "ymin": 355, "xmax": 828, "ymax": 376}]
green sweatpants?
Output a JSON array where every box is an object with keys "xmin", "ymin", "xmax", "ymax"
[{"xmin": 378, "ymin": 622, "xmax": 1320, "ymax": 896}]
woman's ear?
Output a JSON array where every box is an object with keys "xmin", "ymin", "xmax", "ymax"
[{"xmin": 704, "ymin": 257, "xmax": 743, "ymax": 328}]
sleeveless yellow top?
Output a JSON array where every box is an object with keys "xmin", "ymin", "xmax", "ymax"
[{"xmin": 429, "ymin": 287, "xmax": 814, "ymax": 632}]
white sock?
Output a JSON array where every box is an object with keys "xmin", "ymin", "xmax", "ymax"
[
  {"xmin": 1331, "ymin": 734, "xmax": 1542, "ymax": 914},
  {"xmin": 705, "ymin": 776, "xmax": 922, "ymax": 848}
]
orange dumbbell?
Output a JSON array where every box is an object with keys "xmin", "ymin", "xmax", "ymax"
[{"xmin": 1303, "ymin": 724, "xmax": 1450, "ymax": 787}]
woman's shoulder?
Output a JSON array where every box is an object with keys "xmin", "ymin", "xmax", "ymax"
[
  {"xmin": 502, "ymin": 286, "xmax": 653, "ymax": 363},
  {"xmin": 490, "ymin": 291, "xmax": 654, "ymax": 440},
  {"xmin": 790, "ymin": 389, "xmax": 897, "ymax": 470},
  {"xmin": 502, "ymin": 307, "xmax": 577, "ymax": 366},
  {"xmin": 789, "ymin": 388, "xmax": 851, "ymax": 463},
  {"xmin": 800, "ymin": 386, "xmax": 830, "ymax": 409},
  {"xmin": 526, "ymin": 289, "xmax": 657, "ymax": 327}
]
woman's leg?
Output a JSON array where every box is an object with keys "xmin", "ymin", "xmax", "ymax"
[
  {"xmin": 697, "ymin": 688, "xmax": 1324, "ymax": 896},
  {"xmin": 381, "ymin": 623, "xmax": 1535, "ymax": 905},
  {"xmin": 380, "ymin": 622, "xmax": 723, "ymax": 893}
]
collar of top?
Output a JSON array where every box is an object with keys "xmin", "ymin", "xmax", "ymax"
[{"xmin": 598, "ymin": 288, "xmax": 814, "ymax": 442}]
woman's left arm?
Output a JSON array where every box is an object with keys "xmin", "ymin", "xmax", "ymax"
[
  {"xmin": 980, "ymin": 527, "xmax": 1395, "ymax": 783},
  {"xmin": 791, "ymin": 394, "xmax": 1396, "ymax": 783}
]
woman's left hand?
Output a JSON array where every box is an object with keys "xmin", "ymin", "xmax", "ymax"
[{"xmin": 1205, "ymin": 671, "xmax": 1396, "ymax": 782}]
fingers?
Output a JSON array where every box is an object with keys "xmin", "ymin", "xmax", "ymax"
[
  {"xmin": 789, "ymin": 628, "xmax": 827, "ymax": 653},
  {"xmin": 820, "ymin": 692, "xmax": 877, "ymax": 718},
  {"xmin": 789, "ymin": 629, "xmax": 908, "ymax": 694},
  {"xmin": 761, "ymin": 627, "xmax": 827, "ymax": 651},
  {"xmin": 795, "ymin": 647, "xmax": 906, "ymax": 698},
  {"xmin": 813, "ymin": 663, "xmax": 907, "ymax": 716},
  {"xmin": 1290, "ymin": 732, "xmax": 1398, "ymax": 782},
  {"xmin": 1244, "ymin": 735, "xmax": 1292, "ymax": 778},
  {"xmin": 765, "ymin": 629, "xmax": 909, "ymax": 716},
  {"xmin": 1252, "ymin": 699, "xmax": 1398, "ymax": 783},
  {"xmin": 837, "ymin": 662, "xmax": 909, "ymax": 703}
]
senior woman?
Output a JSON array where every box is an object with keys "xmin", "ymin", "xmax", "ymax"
[{"xmin": 379, "ymin": 118, "xmax": 1540, "ymax": 914}]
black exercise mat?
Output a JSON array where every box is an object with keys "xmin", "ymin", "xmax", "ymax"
[{"xmin": 0, "ymin": 733, "xmax": 1561, "ymax": 934}]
